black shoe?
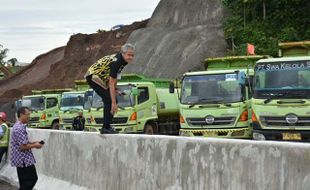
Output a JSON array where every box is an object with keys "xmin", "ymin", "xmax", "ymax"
[{"xmin": 100, "ymin": 128, "xmax": 119, "ymax": 134}]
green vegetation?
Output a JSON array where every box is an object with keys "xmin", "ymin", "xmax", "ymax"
[
  {"xmin": 0, "ymin": 44, "xmax": 18, "ymax": 66},
  {"xmin": 0, "ymin": 44, "xmax": 8, "ymax": 65},
  {"xmin": 222, "ymin": 0, "xmax": 310, "ymax": 56}
]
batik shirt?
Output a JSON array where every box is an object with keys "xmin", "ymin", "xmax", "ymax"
[
  {"xmin": 10, "ymin": 121, "xmax": 36, "ymax": 167},
  {"xmin": 85, "ymin": 53, "xmax": 128, "ymax": 88}
]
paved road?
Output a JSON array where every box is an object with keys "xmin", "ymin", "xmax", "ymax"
[{"xmin": 0, "ymin": 180, "xmax": 17, "ymax": 190}]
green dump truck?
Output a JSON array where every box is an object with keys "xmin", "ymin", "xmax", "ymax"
[
  {"xmin": 84, "ymin": 74, "xmax": 180, "ymax": 135},
  {"xmin": 57, "ymin": 80, "xmax": 94, "ymax": 130},
  {"xmin": 252, "ymin": 41, "xmax": 310, "ymax": 141},
  {"xmin": 19, "ymin": 89, "xmax": 71, "ymax": 129},
  {"xmin": 174, "ymin": 56, "xmax": 267, "ymax": 138},
  {"xmin": 58, "ymin": 90, "xmax": 89, "ymax": 130}
]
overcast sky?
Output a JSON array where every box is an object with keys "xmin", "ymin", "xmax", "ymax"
[{"xmin": 0, "ymin": 0, "xmax": 160, "ymax": 63}]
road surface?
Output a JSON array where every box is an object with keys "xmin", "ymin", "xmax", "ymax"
[{"xmin": 0, "ymin": 179, "xmax": 17, "ymax": 190}]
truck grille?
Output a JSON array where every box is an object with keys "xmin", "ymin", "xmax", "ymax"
[
  {"xmin": 29, "ymin": 117, "xmax": 40, "ymax": 122},
  {"xmin": 63, "ymin": 118, "xmax": 73, "ymax": 124},
  {"xmin": 95, "ymin": 117, "xmax": 128, "ymax": 124},
  {"xmin": 260, "ymin": 116, "xmax": 310, "ymax": 127},
  {"xmin": 187, "ymin": 117, "xmax": 236, "ymax": 126}
]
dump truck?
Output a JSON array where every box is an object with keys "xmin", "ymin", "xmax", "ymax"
[
  {"xmin": 172, "ymin": 56, "xmax": 267, "ymax": 138},
  {"xmin": 252, "ymin": 41, "xmax": 310, "ymax": 141},
  {"xmin": 58, "ymin": 90, "xmax": 89, "ymax": 130},
  {"xmin": 19, "ymin": 89, "xmax": 72, "ymax": 129},
  {"xmin": 56, "ymin": 80, "xmax": 94, "ymax": 130},
  {"xmin": 279, "ymin": 41, "xmax": 310, "ymax": 57},
  {"xmin": 84, "ymin": 74, "xmax": 180, "ymax": 135}
]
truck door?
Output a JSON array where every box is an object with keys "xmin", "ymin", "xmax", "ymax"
[
  {"xmin": 46, "ymin": 97, "xmax": 59, "ymax": 120},
  {"xmin": 134, "ymin": 86, "xmax": 155, "ymax": 131}
]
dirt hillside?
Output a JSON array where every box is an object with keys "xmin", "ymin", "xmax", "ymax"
[{"xmin": 0, "ymin": 20, "xmax": 148, "ymax": 121}]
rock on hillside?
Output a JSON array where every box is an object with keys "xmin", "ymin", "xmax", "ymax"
[{"xmin": 124, "ymin": 0, "xmax": 227, "ymax": 78}]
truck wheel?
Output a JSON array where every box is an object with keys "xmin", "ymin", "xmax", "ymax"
[
  {"xmin": 144, "ymin": 123, "xmax": 158, "ymax": 135},
  {"xmin": 52, "ymin": 121, "xmax": 60, "ymax": 130}
]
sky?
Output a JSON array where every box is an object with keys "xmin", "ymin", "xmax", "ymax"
[{"xmin": 0, "ymin": 0, "xmax": 160, "ymax": 63}]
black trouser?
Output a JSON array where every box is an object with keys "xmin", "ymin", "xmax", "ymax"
[
  {"xmin": 86, "ymin": 75, "xmax": 113, "ymax": 130},
  {"xmin": 0, "ymin": 147, "xmax": 8, "ymax": 164},
  {"xmin": 16, "ymin": 165, "xmax": 38, "ymax": 190}
]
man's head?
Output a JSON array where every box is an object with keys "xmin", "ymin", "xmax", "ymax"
[
  {"xmin": 17, "ymin": 107, "xmax": 31, "ymax": 124},
  {"xmin": 78, "ymin": 111, "xmax": 83, "ymax": 117},
  {"xmin": 121, "ymin": 43, "xmax": 135, "ymax": 63}
]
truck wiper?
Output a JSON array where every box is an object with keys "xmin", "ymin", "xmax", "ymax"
[
  {"xmin": 96, "ymin": 107, "xmax": 103, "ymax": 111},
  {"xmin": 64, "ymin": 107, "xmax": 82, "ymax": 113},
  {"xmin": 189, "ymin": 98, "xmax": 221, "ymax": 108},
  {"xmin": 96, "ymin": 106, "xmax": 125, "ymax": 111},
  {"xmin": 264, "ymin": 91, "xmax": 309, "ymax": 104},
  {"xmin": 264, "ymin": 94, "xmax": 286, "ymax": 104},
  {"xmin": 223, "ymin": 103, "xmax": 232, "ymax": 107}
]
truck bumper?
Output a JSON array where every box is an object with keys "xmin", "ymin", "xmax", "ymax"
[
  {"xmin": 180, "ymin": 127, "xmax": 251, "ymax": 139},
  {"xmin": 253, "ymin": 129, "xmax": 310, "ymax": 141},
  {"xmin": 29, "ymin": 122, "xmax": 48, "ymax": 128},
  {"xmin": 114, "ymin": 125, "xmax": 137, "ymax": 133},
  {"xmin": 84, "ymin": 124, "xmax": 138, "ymax": 133},
  {"xmin": 60, "ymin": 124, "xmax": 73, "ymax": 130}
]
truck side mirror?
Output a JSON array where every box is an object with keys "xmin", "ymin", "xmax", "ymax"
[
  {"xmin": 169, "ymin": 82, "xmax": 175, "ymax": 93},
  {"xmin": 238, "ymin": 71, "xmax": 246, "ymax": 85}
]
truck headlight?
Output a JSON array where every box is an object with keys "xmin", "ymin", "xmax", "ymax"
[
  {"xmin": 124, "ymin": 127, "xmax": 133, "ymax": 132},
  {"xmin": 180, "ymin": 130, "xmax": 191, "ymax": 137},
  {"xmin": 253, "ymin": 132, "xmax": 265, "ymax": 140}
]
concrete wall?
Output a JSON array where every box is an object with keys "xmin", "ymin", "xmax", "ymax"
[{"xmin": 1, "ymin": 129, "xmax": 310, "ymax": 190}]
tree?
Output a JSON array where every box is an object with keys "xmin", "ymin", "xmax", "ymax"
[
  {"xmin": 8, "ymin": 58, "xmax": 18, "ymax": 66},
  {"xmin": 222, "ymin": 0, "xmax": 310, "ymax": 57},
  {"xmin": 0, "ymin": 44, "xmax": 8, "ymax": 65}
]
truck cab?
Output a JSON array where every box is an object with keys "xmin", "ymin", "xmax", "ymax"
[
  {"xmin": 59, "ymin": 91, "xmax": 89, "ymax": 130},
  {"xmin": 20, "ymin": 89, "xmax": 71, "ymax": 128},
  {"xmin": 84, "ymin": 75, "xmax": 180, "ymax": 135},
  {"xmin": 252, "ymin": 56, "xmax": 310, "ymax": 141},
  {"xmin": 87, "ymin": 82, "xmax": 156, "ymax": 133},
  {"xmin": 177, "ymin": 56, "xmax": 267, "ymax": 138}
]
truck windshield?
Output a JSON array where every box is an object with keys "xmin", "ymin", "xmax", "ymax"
[
  {"xmin": 21, "ymin": 97, "xmax": 45, "ymax": 111},
  {"xmin": 181, "ymin": 74, "xmax": 243, "ymax": 105},
  {"xmin": 92, "ymin": 85, "xmax": 135, "ymax": 108},
  {"xmin": 60, "ymin": 93, "xmax": 84, "ymax": 110},
  {"xmin": 253, "ymin": 61, "xmax": 310, "ymax": 99}
]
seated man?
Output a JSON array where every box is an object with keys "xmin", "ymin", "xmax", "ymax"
[{"xmin": 72, "ymin": 111, "xmax": 85, "ymax": 131}]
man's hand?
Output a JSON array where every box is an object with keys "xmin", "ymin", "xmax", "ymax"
[
  {"xmin": 111, "ymin": 103, "xmax": 118, "ymax": 115},
  {"xmin": 20, "ymin": 142, "xmax": 43, "ymax": 150},
  {"xmin": 33, "ymin": 142, "xmax": 43, "ymax": 149},
  {"xmin": 117, "ymin": 90, "xmax": 126, "ymax": 96}
]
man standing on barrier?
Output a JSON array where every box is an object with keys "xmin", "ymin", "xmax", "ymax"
[{"xmin": 85, "ymin": 43, "xmax": 135, "ymax": 134}]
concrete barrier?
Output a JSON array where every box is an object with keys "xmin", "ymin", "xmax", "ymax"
[{"xmin": 1, "ymin": 129, "xmax": 310, "ymax": 190}]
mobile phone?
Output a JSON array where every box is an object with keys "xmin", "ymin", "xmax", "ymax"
[{"xmin": 39, "ymin": 140, "xmax": 45, "ymax": 145}]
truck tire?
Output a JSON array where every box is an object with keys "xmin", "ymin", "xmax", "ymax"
[
  {"xmin": 144, "ymin": 123, "xmax": 158, "ymax": 135},
  {"xmin": 52, "ymin": 121, "xmax": 60, "ymax": 130}
]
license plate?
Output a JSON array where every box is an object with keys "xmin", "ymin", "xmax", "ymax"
[{"xmin": 282, "ymin": 133, "xmax": 301, "ymax": 140}]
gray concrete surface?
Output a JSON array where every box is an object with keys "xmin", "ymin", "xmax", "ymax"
[
  {"xmin": 1, "ymin": 129, "xmax": 310, "ymax": 190},
  {"xmin": 0, "ymin": 179, "xmax": 17, "ymax": 190},
  {"xmin": 124, "ymin": 0, "xmax": 227, "ymax": 78}
]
